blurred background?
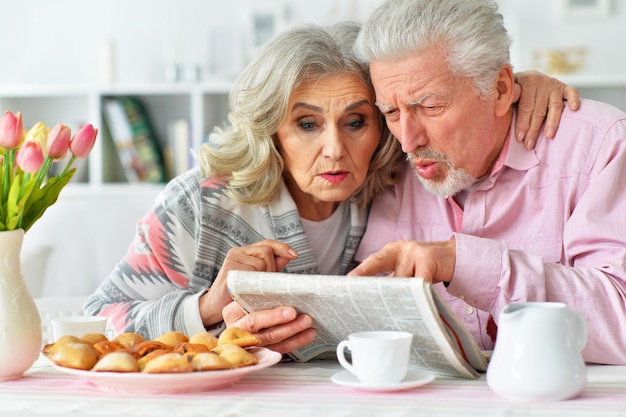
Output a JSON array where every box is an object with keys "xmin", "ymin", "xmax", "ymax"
[
  {"xmin": 1, "ymin": 0, "xmax": 624, "ymax": 299},
  {"xmin": 0, "ymin": 0, "xmax": 624, "ymax": 85}
]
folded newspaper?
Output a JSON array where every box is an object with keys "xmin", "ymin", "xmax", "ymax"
[{"xmin": 227, "ymin": 271, "xmax": 488, "ymax": 379}]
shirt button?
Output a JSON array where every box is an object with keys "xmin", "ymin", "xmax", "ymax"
[
  {"xmin": 458, "ymin": 294, "xmax": 466, "ymax": 301},
  {"xmin": 465, "ymin": 306, "xmax": 475, "ymax": 315}
]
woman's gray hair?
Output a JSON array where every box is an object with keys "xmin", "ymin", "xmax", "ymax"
[
  {"xmin": 355, "ymin": 0, "xmax": 511, "ymax": 97},
  {"xmin": 199, "ymin": 22, "xmax": 405, "ymax": 207}
]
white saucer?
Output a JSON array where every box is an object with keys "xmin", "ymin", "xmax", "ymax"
[{"xmin": 330, "ymin": 369, "xmax": 436, "ymax": 392}]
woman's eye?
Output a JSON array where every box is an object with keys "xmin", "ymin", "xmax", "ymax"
[
  {"xmin": 347, "ymin": 117, "xmax": 365, "ymax": 129},
  {"xmin": 298, "ymin": 120, "xmax": 316, "ymax": 131}
]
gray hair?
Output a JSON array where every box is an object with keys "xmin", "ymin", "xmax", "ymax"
[
  {"xmin": 199, "ymin": 22, "xmax": 405, "ymax": 207},
  {"xmin": 355, "ymin": 0, "xmax": 511, "ymax": 97}
]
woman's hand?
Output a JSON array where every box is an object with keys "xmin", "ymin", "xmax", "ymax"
[
  {"xmin": 199, "ymin": 240, "xmax": 298, "ymax": 328},
  {"xmin": 222, "ymin": 301, "xmax": 317, "ymax": 354},
  {"xmin": 513, "ymin": 70, "xmax": 581, "ymax": 149}
]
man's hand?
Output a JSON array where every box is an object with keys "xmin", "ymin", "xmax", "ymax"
[
  {"xmin": 514, "ymin": 70, "xmax": 581, "ymax": 149},
  {"xmin": 348, "ymin": 240, "xmax": 456, "ymax": 284},
  {"xmin": 222, "ymin": 301, "xmax": 317, "ymax": 354}
]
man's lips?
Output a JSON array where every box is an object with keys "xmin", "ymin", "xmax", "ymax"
[
  {"xmin": 319, "ymin": 170, "xmax": 349, "ymax": 184},
  {"xmin": 413, "ymin": 159, "xmax": 439, "ymax": 180}
]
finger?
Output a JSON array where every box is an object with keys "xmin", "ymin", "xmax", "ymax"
[
  {"xmin": 544, "ymin": 94, "xmax": 565, "ymax": 139},
  {"xmin": 348, "ymin": 250, "xmax": 396, "ymax": 277},
  {"xmin": 563, "ymin": 86, "xmax": 581, "ymax": 111},
  {"xmin": 236, "ymin": 306, "xmax": 300, "ymax": 334},
  {"xmin": 222, "ymin": 301, "xmax": 247, "ymax": 326},
  {"xmin": 255, "ymin": 313, "xmax": 314, "ymax": 347},
  {"xmin": 265, "ymin": 328, "xmax": 318, "ymax": 355},
  {"xmin": 514, "ymin": 96, "xmax": 535, "ymax": 144}
]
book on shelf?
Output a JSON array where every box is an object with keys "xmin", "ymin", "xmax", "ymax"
[
  {"xmin": 163, "ymin": 118, "xmax": 192, "ymax": 178},
  {"xmin": 102, "ymin": 97, "xmax": 167, "ymax": 183},
  {"xmin": 227, "ymin": 271, "xmax": 488, "ymax": 379}
]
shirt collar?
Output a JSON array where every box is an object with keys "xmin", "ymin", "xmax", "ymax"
[{"xmin": 490, "ymin": 110, "xmax": 541, "ymax": 178}]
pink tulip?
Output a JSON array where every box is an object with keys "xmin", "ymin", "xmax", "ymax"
[
  {"xmin": 0, "ymin": 110, "xmax": 23, "ymax": 150},
  {"xmin": 69, "ymin": 124, "xmax": 98, "ymax": 158},
  {"xmin": 15, "ymin": 141, "xmax": 44, "ymax": 173},
  {"xmin": 46, "ymin": 122, "xmax": 72, "ymax": 160}
]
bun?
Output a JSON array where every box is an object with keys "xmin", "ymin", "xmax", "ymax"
[
  {"xmin": 190, "ymin": 352, "xmax": 233, "ymax": 371},
  {"xmin": 81, "ymin": 333, "xmax": 109, "ymax": 346},
  {"xmin": 217, "ymin": 327, "xmax": 259, "ymax": 348},
  {"xmin": 51, "ymin": 343, "xmax": 99, "ymax": 370},
  {"xmin": 213, "ymin": 343, "xmax": 259, "ymax": 367},
  {"xmin": 42, "ymin": 335, "xmax": 82, "ymax": 357},
  {"xmin": 173, "ymin": 342, "xmax": 211, "ymax": 355},
  {"xmin": 132, "ymin": 340, "xmax": 171, "ymax": 357},
  {"xmin": 112, "ymin": 332, "xmax": 145, "ymax": 349},
  {"xmin": 154, "ymin": 331, "xmax": 189, "ymax": 347},
  {"xmin": 188, "ymin": 332, "xmax": 218, "ymax": 350},
  {"xmin": 92, "ymin": 351, "xmax": 139, "ymax": 372},
  {"xmin": 142, "ymin": 352, "xmax": 193, "ymax": 374},
  {"xmin": 92, "ymin": 340, "xmax": 127, "ymax": 357}
]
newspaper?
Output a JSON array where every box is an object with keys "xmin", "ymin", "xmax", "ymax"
[{"xmin": 227, "ymin": 271, "xmax": 487, "ymax": 379}]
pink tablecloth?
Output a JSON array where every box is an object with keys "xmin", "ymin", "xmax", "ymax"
[{"xmin": 1, "ymin": 358, "xmax": 626, "ymax": 417}]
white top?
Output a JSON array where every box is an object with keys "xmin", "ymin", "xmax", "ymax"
[{"xmin": 300, "ymin": 202, "xmax": 350, "ymax": 275}]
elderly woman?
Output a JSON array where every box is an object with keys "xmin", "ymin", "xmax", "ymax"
[{"xmin": 85, "ymin": 21, "xmax": 579, "ymax": 353}]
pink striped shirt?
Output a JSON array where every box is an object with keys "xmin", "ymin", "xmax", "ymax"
[{"xmin": 356, "ymin": 99, "xmax": 626, "ymax": 365}]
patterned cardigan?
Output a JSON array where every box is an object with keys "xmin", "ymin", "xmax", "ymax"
[{"xmin": 84, "ymin": 167, "xmax": 368, "ymax": 339}]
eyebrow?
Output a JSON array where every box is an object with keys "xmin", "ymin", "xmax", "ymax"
[
  {"xmin": 376, "ymin": 94, "xmax": 434, "ymax": 112},
  {"xmin": 291, "ymin": 99, "xmax": 371, "ymax": 113}
]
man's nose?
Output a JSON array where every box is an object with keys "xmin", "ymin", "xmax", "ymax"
[{"xmin": 395, "ymin": 114, "xmax": 427, "ymax": 153}]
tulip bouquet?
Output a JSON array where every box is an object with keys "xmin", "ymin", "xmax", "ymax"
[{"xmin": 0, "ymin": 109, "xmax": 98, "ymax": 232}]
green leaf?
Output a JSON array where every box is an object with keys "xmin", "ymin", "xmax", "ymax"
[{"xmin": 20, "ymin": 168, "xmax": 76, "ymax": 232}]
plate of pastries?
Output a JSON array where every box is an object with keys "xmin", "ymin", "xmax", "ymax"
[{"xmin": 41, "ymin": 327, "xmax": 282, "ymax": 393}]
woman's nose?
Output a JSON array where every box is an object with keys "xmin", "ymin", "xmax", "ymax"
[{"xmin": 321, "ymin": 127, "xmax": 346, "ymax": 160}]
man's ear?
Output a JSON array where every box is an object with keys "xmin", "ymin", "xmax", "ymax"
[{"xmin": 495, "ymin": 65, "xmax": 516, "ymax": 117}]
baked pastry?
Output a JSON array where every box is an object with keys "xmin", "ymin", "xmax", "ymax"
[
  {"xmin": 81, "ymin": 333, "xmax": 109, "ymax": 346},
  {"xmin": 92, "ymin": 340, "xmax": 127, "ymax": 358},
  {"xmin": 142, "ymin": 352, "xmax": 193, "ymax": 374},
  {"xmin": 51, "ymin": 342, "xmax": 99, "ymax": 370},
  {"xmin": 173, "ymin": 342, "xmax": 211, "ymax": 355},
  {"xmin": 112, "ymin": 332, "xmax": 145, "ymax": 349},
  {"xmin": 189, "ymin": 352, "xmax": 233, "ymax": 371},
  {"xmin": 137, "ymin": 349, "xmax": 171, "ymax": 371},
  {"xmin": 217, "ymin": 327, "xmax": 259, "ymax": 348},
  {"xmin": 212, "ymin": 343, "xmax": 259, "ymax": 367},
  {"xmin": 42, "ymin": 335, "xmax": 83, "ymax": 357},
  {"xmin": 155, "ymin": 331, "xmax": 189, "ymax": 347},
  {"xmin": 189, "ymin": 332, "xmax": 218, "ymax": 350},
  {"xmin": 92, "ymin": 351, "xmax": 139, "ymax": 372},
  {"xmin": 132, "ymin": 340, "xmax": 172, "ymax": 357}
]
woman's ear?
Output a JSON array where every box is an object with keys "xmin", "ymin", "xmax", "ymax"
[{"xmin": 495, "ymin": 65, "xmax": 516, "ymax": 117}]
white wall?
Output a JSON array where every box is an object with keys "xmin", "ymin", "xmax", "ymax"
[{"xmin": 1, "ymin": 0, "xmax": 624, "ymax": 86}]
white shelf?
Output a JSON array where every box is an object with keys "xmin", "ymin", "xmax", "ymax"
[{"xmin": 0, "ymin": 81, "xmax": 233, "ymax": 188}]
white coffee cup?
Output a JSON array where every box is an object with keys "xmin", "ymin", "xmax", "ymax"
[
  {"xmin": 336, "ymin": 330, "xmax": 413, "ymax": 385},
  {"xmin": 51, "ymin": 316, "xmax": 108, "ymax": 341}
]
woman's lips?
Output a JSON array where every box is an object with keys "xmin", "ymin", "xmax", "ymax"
[
  {"xmin": 320, "ymin": 171, "xmax": 349, "ymax": 184},
  {"xmin": 413, "ymin": 160, "xmax": 439, "ymax": 179}
]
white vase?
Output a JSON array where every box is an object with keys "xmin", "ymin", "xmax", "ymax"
[{"xmin": 0, "ymin": 229, "xmax": 42, "ymax": 381}]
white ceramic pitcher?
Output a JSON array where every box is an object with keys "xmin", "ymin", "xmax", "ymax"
[{"xmin": 486, "ymin": 302, "xmax": 587, "ymax": 401}]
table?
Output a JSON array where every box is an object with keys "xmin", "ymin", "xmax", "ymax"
[{"xmin": 1, "ymin": 357, "xmax": 626, "ymax": 417}]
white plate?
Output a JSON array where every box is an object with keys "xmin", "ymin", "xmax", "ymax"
[
  {"xmin": 51, "ymin": 347, "xmax": 282, "ymax": 393},
  {"xmin": 331, "ymin": 369, "xmax": 436, "ymax": 392}
]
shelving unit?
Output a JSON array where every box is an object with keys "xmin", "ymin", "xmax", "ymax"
[{"xmin": 0, "ymin": 81, "xmax": 232, "ymax": 187}]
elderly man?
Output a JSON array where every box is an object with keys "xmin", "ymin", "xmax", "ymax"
[{"xmin": 349, "ymin": 0, "xmax": 626, "ymax": 365}]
